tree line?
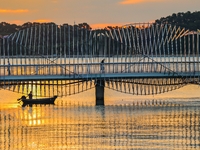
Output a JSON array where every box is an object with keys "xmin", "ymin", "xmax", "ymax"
[
  {"xmin": 155, "ymin": 11, "xmax": 200, "ymax": 31},
  {"xmin": 0, "ymin": 22, "xmax": 91, "ymax": 36}
]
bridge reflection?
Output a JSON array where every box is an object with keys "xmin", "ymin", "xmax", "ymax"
[{"xmin": 0, "ymin": 103, "xmax": 199, "ymax": 149}]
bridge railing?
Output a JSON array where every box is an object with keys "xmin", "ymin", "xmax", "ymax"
[{"xmin": 0, "ymin": 62, "xmax": 200, "ymax": 77}]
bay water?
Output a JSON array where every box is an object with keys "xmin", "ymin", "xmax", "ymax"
[{"xmin": 0, "ymin": 85, "xmax": 200, "ymax": 149}]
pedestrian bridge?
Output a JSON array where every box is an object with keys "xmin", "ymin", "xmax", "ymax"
[{"xmin": 0, "ymin": 22, "xmax": 200, "ymax": 103}]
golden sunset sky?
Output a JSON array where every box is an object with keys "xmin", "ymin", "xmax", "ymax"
[{"xmin": 0, "ymin": 0, "xmax": 199, "ymax": 29}]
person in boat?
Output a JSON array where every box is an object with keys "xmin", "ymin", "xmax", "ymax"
[
  {"xmin": 28, "ymin": 91, "xmax": 33, "ymax": 100},
  {"xmin": 100, "ymin": 59, "xmax": 105, "ymax": 73},
  {"xmin": 18, "ymin": 95, "xmax": 26, "ymax": 100},
  {"xmin": 21, "ymin": 95, "xmax": 26, "ymax": 99}
]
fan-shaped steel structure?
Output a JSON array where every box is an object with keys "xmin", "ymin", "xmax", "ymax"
[{"xmin": 0, "ymin": 23, "xmax": 199, "ymax": 100}]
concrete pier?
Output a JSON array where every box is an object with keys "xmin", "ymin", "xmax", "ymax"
[{"xmin": 95, "ymin": 80, "xmax": 104, "ymax": 105}]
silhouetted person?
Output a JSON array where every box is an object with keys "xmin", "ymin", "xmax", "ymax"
[
  {"xmin": 28, "ymin": 91, "xmax": 33, "ymax": 100},
  {"xmin": 7, "ymin": 60, "xmax": 11, "ymax": 75},
  {"xmin": 100, "ymin": 59, "xmax": 105, "ymax": 73}
]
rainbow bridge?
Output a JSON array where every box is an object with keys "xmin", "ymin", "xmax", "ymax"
[{"xmin": 0, "ymin": 23, "xmax": 200, "ymax": 105}]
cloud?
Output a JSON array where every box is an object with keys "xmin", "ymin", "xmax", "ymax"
[
  {"xmin": 120, "ymin": 0, "xmax": 162, "ymax": 5},
  {"xmin": 0, "ymin": 9, "xmax": 29, "ymax": 13}
]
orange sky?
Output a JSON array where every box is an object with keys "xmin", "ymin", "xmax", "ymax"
[
  {"xmin": 90, "ymin": 21, "xmax": 155, "ymax": 29},
  {"xmin": 90, "ymin": 23, "xmax": 124, "ymax": 29},
  {"xmin": 0, "ymin": 0, "xmax": 199, "ymax": 28},
  {"xmin": 120, "ymin": 0, "xmax": 163, "ymax": 5}
]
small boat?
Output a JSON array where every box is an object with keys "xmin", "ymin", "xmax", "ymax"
[{"xmin": 18, "ymin": 95, "xmax": 57, "ymax": 106}]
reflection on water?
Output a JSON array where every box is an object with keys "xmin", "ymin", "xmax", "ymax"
[{"xmin": 0, "ymin": 101, "xmax": 200, "ymax": 149}]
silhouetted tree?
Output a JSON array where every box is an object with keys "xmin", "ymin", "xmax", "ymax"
[
  {"xmin": 78, "ymin": 23, "xmax": 92, "ymax": 30},
  {"xmin": 155, "ymin": 11, "xmax": 200, "ymax": 30}
]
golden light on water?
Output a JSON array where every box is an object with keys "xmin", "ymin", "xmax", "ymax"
[
  {"xmin": 20, "ymin": 107, "xmax": 45, "ymax": 126},
  {"xmin": 1, "ymin": 84, "xmax": 200, "ymax": 149},
  {"xmin": 1, "ymin": 98, "xmax": 200, "ymax": 149}
]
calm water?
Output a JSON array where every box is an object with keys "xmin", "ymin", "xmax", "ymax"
[{"xmin": 1, "ymin": 85, "xmax": 200, "ymax": 150}]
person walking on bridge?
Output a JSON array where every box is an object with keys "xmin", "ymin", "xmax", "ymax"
[
  {"xmin": 100, "ymin": 59, "xmax": 105, "ymax": 73},
  {"xmin": 7, "ymin": 60, "xmax": 11, "ymax": 75}
]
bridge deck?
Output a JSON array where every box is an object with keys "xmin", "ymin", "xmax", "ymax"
[{"xmin": 1, "ymin": 72, "xmax": 199, "ymax": 81}]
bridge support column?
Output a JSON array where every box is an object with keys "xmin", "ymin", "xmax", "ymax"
[{"xmin": 95, "ymin": 80, "xmax": 104, "ymax": 106}]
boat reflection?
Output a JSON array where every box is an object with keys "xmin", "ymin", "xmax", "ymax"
[
  {"xmin": 21, "ymin": 103, "xmax": 55, "ymax": 107},
  {"xmin": 20, "ymin": 106, "xmax": 44, "ymax": 126}
]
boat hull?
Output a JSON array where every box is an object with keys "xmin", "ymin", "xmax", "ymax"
[{"xmin": 20, "ymin": 96, "xmax": 57, "ymax": 106}]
